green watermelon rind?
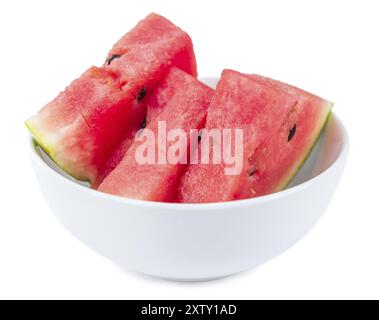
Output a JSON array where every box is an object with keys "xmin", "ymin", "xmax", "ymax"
[
  {"xmin": 25, "ymin": 118, "xmax": 54, "ymax": 156},
  {"xmin": 278, "ymin": 104, "xmax": 333, "ymax": 191},
  {"xmin": 25, "ymin": 119, "xmax": 89, "ymax": 182}
]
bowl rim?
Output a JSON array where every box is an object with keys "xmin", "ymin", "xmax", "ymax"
[{"xmin": 28, "ymin": 113, "xmax": 349, "ymax": 211}]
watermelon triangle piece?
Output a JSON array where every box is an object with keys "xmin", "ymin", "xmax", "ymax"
[
  {"xmin": 26, "ymin": 13, "xmax": 197, "ymax": 183},
  {"xmin": 93, "ymin": 66, "xmax": 203, "ymax": 188},
  {"xmin": 106, "ymin": 13, "xmax": 197, "ymax": 77},
  {"xmin": 98, "ymin": 68, "xmax": 214, "ymax": 202},
  {"xmin": 178, "ymin": 69, "xmax": 332, "ymax": 203},
  {"xmin": 246, "ymin": 74, "xmax": 333, "ymax": 193}
]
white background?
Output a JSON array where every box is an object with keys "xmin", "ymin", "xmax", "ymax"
[{"xmin": 0, "ymin": 0, "xmax": 378, "ymax": 300}]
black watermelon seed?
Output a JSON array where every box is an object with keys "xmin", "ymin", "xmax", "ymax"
[
  {"xmin": 248, "ymin": 169, "xmax": 256, "ymax": 177},
  {"xmin": 288, "ymin": 124, "xmax": 297, "ymax": 142},
  {"xmin": 141, "ymin": 118, "xmax": 147, "ymax": 129},
  {"xmin": 198, "ymin": 131, "xmax": 203, "ymax": 142},
  {"xmin": 137, "ymin": 87, "xmax": 147, "ymax": 102},
  {"xmin": 106, "ymin": 54, "xmax": 121, "ymax": 65}
]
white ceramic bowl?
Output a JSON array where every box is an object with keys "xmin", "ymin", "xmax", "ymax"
[{"xmin": 29, "ymin": 78, "xmax": 349, "ymax": 281}]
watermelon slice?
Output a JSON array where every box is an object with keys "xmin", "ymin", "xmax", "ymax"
[
  {"xmin": 178, "ymin": 70, "xmax": 332, "ymax": 203},
  {"xmin": 93, "ymin": 67, "xmax": 201, "ymax": 188},
  {"xmin": 106, "ymin": 13, "xmax": 197, "ymax": 77},
  {"xmin": 98, "ymin": 69, "xmax": 213, "ymax": 202},
  {"xmin": 246, "ymin": 74, "xmax": 333, "ymax": 193},
  {"xmin": 26, "ymin": 13, "xmax": 197, "ymax": 183}
]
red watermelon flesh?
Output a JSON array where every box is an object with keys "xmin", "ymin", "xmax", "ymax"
[
  {"xmin": 107, "ymin": 13, "xmax": 197, "ymax": 77},
  {"xmin": 26, "ymin": 98, "xmax": 95, "ymax": 181},
  {"xmin": 245, "ymin": 74, "xmax": 333, "ymax": 194},
  {"xmin": 93, "ymin": 67, "xmax": 197, "ymax": 188},
  {"xmin": 98, "ymin": 69, "xmax": 213, "ymax": 202},
  {"xmin": 26, "ymin": 67, "xmax": 129, "ymax": 181},
  {"xmin": 178, "ymin": 70, "xmax": 332, "ymax": 203},
  {"xmin": 26, "ymin": 14, "xmax": 197, "ymax": 183}
]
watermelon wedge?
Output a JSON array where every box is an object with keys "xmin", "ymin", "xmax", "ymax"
[
  {"xmin": 178, "ymin": 70, "xmax": 332, "ymax": 203},
  {"xmin": 246, "ymin": 74, "xmax": 333, "ymax": 193},
  {"xmin": 98, "ymin": 69, "xmax": 213, "ymax": 202},
  {"xmin": 26, "ymin": 13, "xmax": 197, "ymax": 183},
  {"xmin": 93, "ymin": 67, "xmax": 202, "ymax": 188},
  {"xmin": 106, "ymin": 13, "xmax": 197, "ymax": 77}
]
